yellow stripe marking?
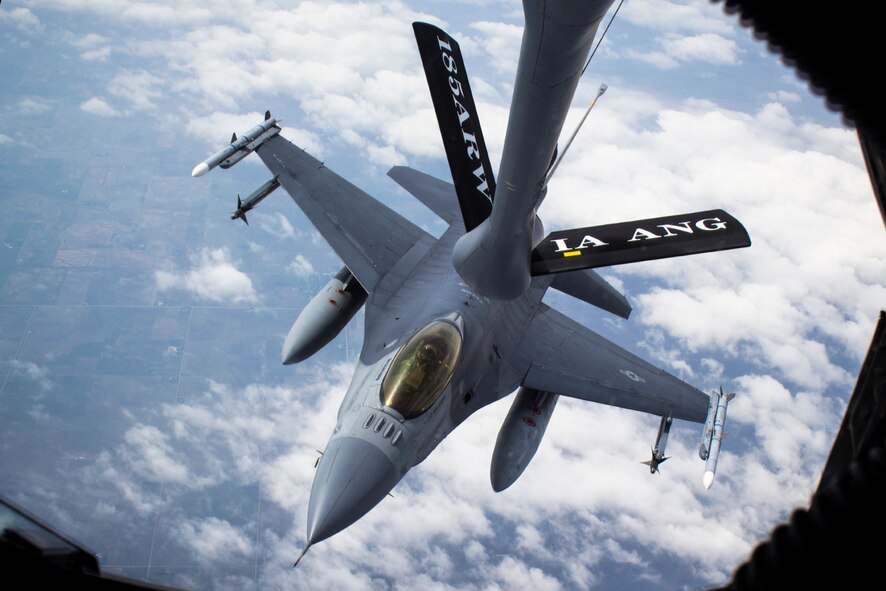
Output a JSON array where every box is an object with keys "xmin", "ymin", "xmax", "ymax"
[{"xmin": 563, "ymin": 251, "xmax": 581, "ymax": 257}]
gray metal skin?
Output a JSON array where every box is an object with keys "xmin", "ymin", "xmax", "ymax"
[
  {"xmin": 300, "ymin": 221, "xmax": 556, "ymax": 548},
  {"xmin": 490, "ymin": 387, "xmax": 560, "ymax": 492},
  {"xmin": 281, "ymin": 267, "xmax": 367, "ymax": 365},
  {"xmin": 453, "ymin": 0, "xmax": 616, "ymax": 300}
]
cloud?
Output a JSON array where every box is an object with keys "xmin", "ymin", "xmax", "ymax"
[
  {"xmin": 108, "ymin": 70, "xmax": 164, "ymax": 110},
  {"xmin": 155, "ymin": 247, "xmax": 259, "ymax": 304},
  {"xmin": 86, "ymin": 363, "xmax": 841, "ymax": 589},
  {"xmin": 0, "ymin": 134, "xmax": 12, "ymax": 145},
  {"xmin": 628, "ymin": 33, "xmax": 741, "ymax": 69},
  {"xmin": 35, "ymin": 0, "xmax": 439, "ymax": 163},
  {"xmin": 288, "ymin": 254, "xmax": 315, "ymax": 278},
  {"xmin": 17, "ymin": 97, "xmax": 52, "ymax": 114},
  {"xmin": 80, "ymin": 97, "xmax": 120, "ymax": 117},
  {"xmin": 70, "ymin": 32, "xmax": 109, "ymax": 49},
  {"xmin": 662, "ymin": 33, "xmax": 740, "ymax": 65},
  {"xmin": 541, "ymin": 98, "xmax": 884, "ymax": 393},
  {"xmin": 768, "ymin": 90, "xmax": 802, "ymax": 103},
  {"xmin": 81, "ymin": 47, "xmax": 111, "ymax": 61},
  {"xmin": 175, "ymin": 517, "xmax": 253, "ymax": 562},
  {"xmin": 0, "ymin": 7, "xmax": 44, "ymax": 33},
  {"xmin": 121, "ymin": 424, "xmax": 191, "ymax": 484},
  {"xmin": 7, "ymin": 360, "xmax": 53, "ymax": 392},
  {"xmin": 65, "ymin": 32, "xmax": 112, "ymax": 60},
  {"xmin": 621, "ymin": 0, "xmax": 735, "ymax": 35},
  {"xmin": 258, "ymin": 212, "xmax": 296, "ymax": 239}
]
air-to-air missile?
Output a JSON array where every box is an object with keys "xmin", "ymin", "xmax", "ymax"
[
  {"xmin": 699, "ymin": 387, "xmax": 733, "ymax": 489},
  {"xmin": 281, "ymin": 267, "xmax": 369, "ymax": 365},
  {"xmin": 642, "ymin": 414, "xmax": 672, "ymax": 474},
  {"xmin": 490, "ymin": 387, "xmax": 559, "ymax": 492},
  {"xmin": 191, "ymin": 111, "xmax": 280, "ymax": 177},
  {"xmin": 231, "ymin": 176, "xmax": 280, "ymax": 225}
]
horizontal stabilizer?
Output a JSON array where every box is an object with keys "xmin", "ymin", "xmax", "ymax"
[
  {"xmin": 531, "ymin": 209, "xmax": 750, "ymax": 275},
  {"xmin": 413, "ymin": 22, "xmax": 495, "ymax": 231},
  {"xmin": 551, "ymin": 269, "xmax": 631, "ymax": 319},
  {"xmin": 387, "ymin": 166, "xmax": 461, "ymax": 225}
]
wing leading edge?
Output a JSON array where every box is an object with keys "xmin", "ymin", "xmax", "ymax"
[
  {"xmin": 255, "ymin": 136, "xmax": 431, "ymax": 292},
  {"xmin": 519, "ymin": 304, "xmax": 710, "ymax": 423}
]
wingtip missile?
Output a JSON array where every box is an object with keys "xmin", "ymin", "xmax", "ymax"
[
  {"xmin": 191, "ymin": 113, "xmax": 280, "ymax": 177},
  {"xmin": 191, "ymin": 162, "xmax": 210, "ymax": 177},
  {"xmin": 700, "ymin": 387, "xmax": 732, "ymax": 490},
  {"xmin": 703, "ymin": 470, "xmax": 715, "ymax": 490}
]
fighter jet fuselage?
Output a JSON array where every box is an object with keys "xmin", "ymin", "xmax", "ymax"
[{"xmin": 306, "ymin": 224, "xmax": 552, "ymax": 545}]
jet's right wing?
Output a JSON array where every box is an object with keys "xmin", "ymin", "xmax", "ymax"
[
  {"xmin": 519, "ymin": 304, "xmax": 710, "ymax": 423},
  {"xmin": 256, "ymin": 135, "xmax": 432, "ymax": 292}
]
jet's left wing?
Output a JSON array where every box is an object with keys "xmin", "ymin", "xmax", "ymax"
[
  {"xmin": 256, "ymin": 135, "xmax": 432, "ymax": 292},
  {"xmin": 519, "ymin": 304, "xmax": 709, "ymax": 423}
]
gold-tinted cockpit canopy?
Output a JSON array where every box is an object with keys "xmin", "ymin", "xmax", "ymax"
[{"xmin": 381, "ymin": 320, "xmax": 463, "ymax": 419}]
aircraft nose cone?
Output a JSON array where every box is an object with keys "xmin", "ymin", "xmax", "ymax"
[{"xmin": 306, "ymin": 437, "xmax": 398, "ymax": 545}]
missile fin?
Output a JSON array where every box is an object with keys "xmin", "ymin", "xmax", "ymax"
[
  {"xmin": 265, "ymin": 110, "xmax": 271, "ymax": 121},
  {"xmin": 231, "ymin": 132, "xmax": 237, "ymax": 143}
]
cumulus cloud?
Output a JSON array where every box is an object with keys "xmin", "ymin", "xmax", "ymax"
[
  {"xmin": 258, "ymin": 212, "xmax": 296, "ymax": 239},
  {"xmin": 175, "ymin": 517, "xmax": 253, "ymax": 562},
  {"xmin": 17, "ymin": 97, "xmax": 52, "ymax": 114},
  {"xmin": 621, "ymin": 0, "xmax": 735, "ymax": 35},
  {"xmin": 155, "ymin": 247, "xmax": 258, "ymax": 304},
  {"xmin": 0, "ymin": 7, "xmax": 44, "ymax": 33},
  {"xmin": 288, "ymin": 254, "xmax": 315, "ymax": 278},
  {"xmin": 81, "ymin": 47, "xmax": 111, "ymax": 61},
  {"xmin": 628, "ymin": 33, "xmax": 741, "ymax": 69},
  {"xmin": 769, "ymin": 90, "xmax": 802, "ymax": 104},
  {"xmin": 86, "ymin": 361, "xmax": 842, "ymax": 590},
  {"xmin": 122, "ymin": 424, "xmax": 190, "ymax": 482},
  {"xmin": 108, "ymin": 70, "xmax": 164, "ymax": 110},
  {"xmin": 0, "ymin": 134, "xmax": 12, "ymax": 145},
  {"xmin": 662, "ymin": 33, "xmax": 740, "ymax": 65},
  {"xmin": 80, "ymin": 97, "xmax": 120, "ymax": 117},
  {"xmin": 68, "ymin": 32, "xmax": 112, "ymax": 60},
  {"xmin": 542, "ymin": 98, "xmax": 884, "ymax": 393},
  {"xmin": 7, "ymin": 360, "xmax": 53, "ymax": 392}
]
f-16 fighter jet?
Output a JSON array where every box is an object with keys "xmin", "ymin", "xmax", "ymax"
[{"xmin": 192, "ymin": 0, "xmax": 746, "ymax": 565}]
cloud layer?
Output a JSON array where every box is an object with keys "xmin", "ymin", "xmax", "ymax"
[{"xmin": 5, "ymin": 1, "xmax": 883, "ymax": 590}]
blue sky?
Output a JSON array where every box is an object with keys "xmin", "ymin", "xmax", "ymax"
[{"xmin": 1, "ymin": 1, "xmax": 884, "ymax": 590}]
